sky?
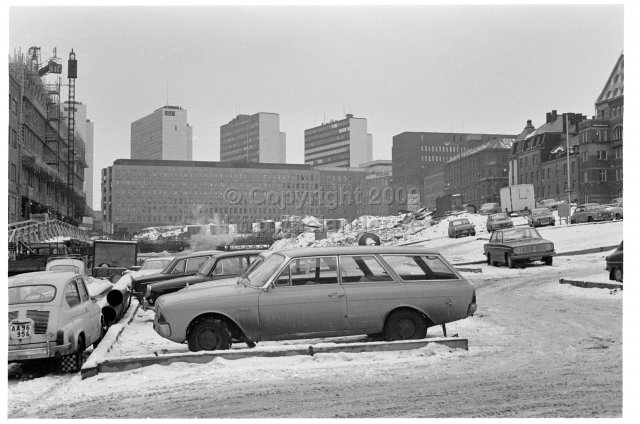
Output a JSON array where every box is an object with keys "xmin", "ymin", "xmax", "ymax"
[{"xmin": 6, "ymin": 3, "xmax": 626, "ymax": 210}]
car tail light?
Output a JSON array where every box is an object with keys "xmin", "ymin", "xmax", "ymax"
[
  {"xmin": 56, "ymin": 330, "xmax": 65, "ymax": 345},
  {"xmin": 157, "ymin": 311, "xmax": 167, "ymax": 325}
]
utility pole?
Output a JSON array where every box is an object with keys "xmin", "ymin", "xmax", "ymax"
[{"xmin": 565, "ymin": 114, "xmax": 571, "ymax": 204}]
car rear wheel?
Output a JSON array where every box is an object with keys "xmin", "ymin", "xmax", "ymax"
[
  {"xmin": 544, "ymin": 256, "xmax": 553, "ymax": 266},
  {"xmin": 60, "ymin": 336, "xmax": 85, "ymax": 374},
  {"xmin": 614, "ymin": 267, "xmax": 623, "ymax": 282},
  {"xmin": 383, "ymin": 310, "xmax": 427, "ymax": 341},
  {"xmin": 506, "ymin": 253, "xmax": 515, "ymax": 269},
  {"xmin": 587, "ymin": 216, "xmax": 594, "ymax": 222},
  {"xmin": 188, "ymin": 317, "xmax": 231, "ymax": 352},
  {"xmin": 615, "ymin": 214, "xmax": 622, "ymax": 220}
]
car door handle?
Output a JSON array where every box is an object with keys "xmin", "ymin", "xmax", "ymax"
[{"xmin": 328, "ymin": 293, "xmax": 345, "ymax": 298}]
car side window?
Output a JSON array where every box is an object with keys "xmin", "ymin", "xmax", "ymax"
[
  {"xmin": 381, "ymin": 255, "xmax": 458, "ymax": 281},
  {"xmin": 64, "ymin": 281, "xmax": 81, "ymax": 308},
  {"xmin": 289, "ymin": 256, "xmax": 339, "ymax": 286},
  {"xmin": 172, "ymin": 259, "xmax": 187, "ymax": 274},
  {"xmin": 274, "ymin": 265, "xmax": 291, "ymax": 287},
  {"xmin": 186, "ymin": 257, "xmax": 209, "ymax": 273},
  {"xmin": 339, "ymin": 255, "xmax": 393, "ymax": 283},
  {"xmin": 76, "ymin": 278, "xmax": 89, "ymax": 302},
  {"xmin": 216, "ymin": 258, "xmax": 242, "ymax": 275}
]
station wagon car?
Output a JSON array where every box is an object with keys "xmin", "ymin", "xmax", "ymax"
[
  {"xmin": 570, "ymin": 203, "xmax": 613, "ymax": 224},
  {"xmin": 527, "ymin": 207, "xmax": 556, "ymax": 228},
  {"xmin": 448, "ymin": 218, "xmax": 476, "ymax": 238},
  {"xmin": 153, "ymin": 246, "xmax": 477, "ymax": 352},
  {"xmin": 143, "ymin": 250, "xmax": 262, "ymax": 309},
  {"xmin": 486, "ymin": 213, "xmax": 514, "ymax": 232},
  {"xmin": 605, "ymin": 241, "xmax": 623, "ymax": 282},
  {"xmin": 8, "ymin": 271, "xmax": 103, "ymax": 373},
  {"xmin": 131, "ymin": 250, "xmax": 220, "ymax": 301},
  {"xmin": 484, "ymin": 227, "xmax": 555, "ymax": 268}
]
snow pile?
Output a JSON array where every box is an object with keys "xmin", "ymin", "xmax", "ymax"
[{"xmin": 135, "ymin": 226, "xmax": 185, "ymax": 242}]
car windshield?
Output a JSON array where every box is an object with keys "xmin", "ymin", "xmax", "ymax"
[
  {"xmin": 532, "ymin": 208, "xmax": 551, "ymax": 216},
  {"xmin": 141, "ymin": 258, "xmax": 172, "ymax": 271},
  {"xmin": 491, "ymin": 213, "xmax": 508, "ymax": 220},
  {"xmin": 241, "ymin": 253, "xmax": 285, "ymax": 288},
  {"xmin": 452, "ymin": 219, "xmax": 469, "ymax": 226},
  {"xmin": 9, "ymin": 284, "xmax": 57, "ymax": 305},
  {"xmin": 501, "ymin": 228, "xmax": 542, "ymax": 241}
]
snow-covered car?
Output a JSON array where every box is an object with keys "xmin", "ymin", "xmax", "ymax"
[
  {"xmin": 486, "ymin": 213, "xmax": 514, "ymax": 233},
  {"xmin": 483, "ymin": 227, "xmax": 555, "ymax": 268},
  {"xmin": 448, "ymin": 218, "xmax": 476, "ymax": 238},
  {"xmin": 527, "ymin": 208, "xmax": 556, "ymax": 228},
  {"xmin": 8, "ymin": 271, "xmax": 103, "ymax": 373},
  {"xmin": 606, "ymin": 241, "xmax": 623, "ymax": 282},
  {"xmin": 131, "ymin": 251, "xmax": 219, "ymax": 301},
  {"xmin": 603, "ymin": 202, "xmax": 623, "ymax": 220},
  {"xmin": 478, "ymin": 203, "xmax": 501, "ymax": 215},
  {"xmin": 570, "ymin": 203, "xmax": 614, "ymax": 224},
  {"xmin": 45, "ymin": 257, "xmax": 87, "ymax": 275},
  {"xmin": 153, "ymin": 246, "xmax": 477, "ymax": 352},
  {"xmin": 143, "ymin": 250, "xmax": 262, "ymax": 309}
]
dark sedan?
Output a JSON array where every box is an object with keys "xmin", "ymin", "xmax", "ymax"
[
  {"xmin": 605, "ymin": 241, "xmax": 623, "ymax": 282},
  {"xmin": 143, "ymin": 250, "xmax": 263, "ymax": 309},
  {"xmin": 527, "ymin": 207, "xmax": 556, "ymax": 228},
  {"xmin": 131, "ymin": 250, "xmax": 220, "ymax": 301},
  {"xmin": 484, "ymin": 227, "xmax": 555, "ymax": 268}
]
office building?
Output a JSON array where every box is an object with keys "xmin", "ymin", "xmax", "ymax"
[
  {"xmin": 304, "ymin": 114, "xmax": 373, "ymax": 168},
  {"xmin": 220, "ymin": 113, "xmax": 286, "ymax": 163},
  {"xmin": 101, "ymin": 159, "xmax": 370, "ymax": 234},
  {"xmin": 131, "ymin": 105, "xmax": 193, "ymax": 160}
]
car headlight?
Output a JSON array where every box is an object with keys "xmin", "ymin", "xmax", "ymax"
[
  {"xmin": 514, "ymin": 247, "xmax": 522, "ymax": 254},
  {"xmin": 546, "ymin": 243, "xmax": 554, "ymax": 251}
]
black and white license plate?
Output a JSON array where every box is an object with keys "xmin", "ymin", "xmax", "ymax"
[
  {"xmin": 10, "ymin": 321, "xmax": 33, "ymax": 339},
  {"xmin": 530, "ymin": 257, "xmax": 542, "ymax": 261}
]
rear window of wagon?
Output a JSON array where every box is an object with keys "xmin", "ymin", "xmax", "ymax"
[{"xmin": 381, "ymin": 255, "xmax": 459, "ymax": 281}]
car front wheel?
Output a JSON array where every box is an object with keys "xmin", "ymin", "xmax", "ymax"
[
  {"xmin": 614, "ymin": 267, "xmax": 623, "ymax": 282},
  {"xmin": 506, "ymin": 253, "xmax": 515, "ymax": 269},
  {"xmin": 544, "ymin": 256, "xmax": 553, "ymax": 266},
  {"xmin": 383, "ymin": 310, "xmax": 427, "ymax": 341},
  {"xmin": 188, "ymin": 317, "xmax": 231, "ymax": 352}
]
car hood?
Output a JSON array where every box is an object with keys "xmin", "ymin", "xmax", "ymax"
[
  {"xmin": 128, "ymin": 269, "xmax": 164, "ymax": 279},
  {"xmin": 158, "ymin": 279, "xmax": 255, "ymax": 307},
  {"xmin": 150, "ymin": 274, "xmax": 209, "ymax": 291},
  {"xmin": 503, "ymin": 238, "xmax": 552, "ymax": 247}
]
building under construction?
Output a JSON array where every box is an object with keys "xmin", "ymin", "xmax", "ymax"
[{"xmin": 8, "ymin": 47, "xmax": 90, "ymax": 229}]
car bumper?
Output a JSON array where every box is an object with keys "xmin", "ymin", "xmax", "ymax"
[
  {"xmin": 512, "ymin": 251, "xmax": 555, "ymax": 261},
  {"xmin": 455, "ymin": 229, "xmax": 475, "ymax": 236},
  {"xmin": 8, "ymin": 342, "xmax": 73, "ymax": 362},
  {"xmin": 493, "ymin": 223, "xmax": 513, "ymax": 229},
  {"xmin": 153, "ymin": 320, "xmax": 171, "ymax": 339}
]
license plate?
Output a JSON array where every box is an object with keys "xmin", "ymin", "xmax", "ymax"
[
  {"xmin": 10, "ymin": 321, "xmax": 33, "ymax": 339},
  {"xmin": 530, "ymin": 257, "xmax": 542, "ymax": 261}
]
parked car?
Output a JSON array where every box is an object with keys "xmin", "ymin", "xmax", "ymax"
[
  {"xmin": 486, "ymin": 213, "xmax": 514, "ymax": 232},
  {"xmin": 143, "ymin": 250, "xmax": 263, "ymax": 309},
  {"xmin": 131, "ymin": 250, "xmax": 220, "ymax": 301},
  {"xmin": 45, "ymin": 257, "xmax": 87, "ymax": 275},
  {"xmin": 483, "ymin": 227, "xmax": 555, "ymax": 268},
  {"xmin": 570, "ymin": 203, "xmax": 614, "ymax": 224},
  {"xmin": 603, "ymin": 202, "xmax": 623, "ymax": 220},
  {"xmin": 124, "ymin": 256, "xmax": 175, "ymax": 276},
  {"xmin": 605, "ymin": 242, "xmax": 623, "ymax": 282},
  {"xmin": 536, "ymin": 198, "xmax": 564, "ymax": 210},
  {"xmin": 527, "ymin": 207, "xmax": 556, "ymax": 228},
  {"xmin": 8, "ymin": 271, "xmax": 103, "ymax": 373},
  {"xmin": 448, "ymin": 218, "xmax": 476, "ymax": 238},
  {"xmin": 479, "ymin": 203, "xmax": 501, "ymax": 215},
  {"xmin": 153, "ymin": 246, "xmax": 478, "ymax": 352}
]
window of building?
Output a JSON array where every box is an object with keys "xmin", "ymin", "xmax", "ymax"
[
  {"xmin": 599, "ymin": 169, "xmax": 607, "ymax": 182},
  {"xmin": 9, "ymin": 163, "xmax": 16, "ymax": 182},
  {"xmin": 597, "ymin": 150, "xmax": 607, "ymax": 160}
]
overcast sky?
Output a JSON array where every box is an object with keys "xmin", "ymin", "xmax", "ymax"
[{"xmin": 8, "ymin": 4, "xmax": 624, "ymax": 209}]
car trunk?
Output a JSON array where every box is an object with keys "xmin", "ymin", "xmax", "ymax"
[{"xmin": 8, "ymin": 304, "xmax": 58, "ymax": 348}]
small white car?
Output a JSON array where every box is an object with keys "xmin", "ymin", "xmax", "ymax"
[
  {"xmin": 8, "ymin": 271, "xmax": 103, "ymax": 373},
  {"xmin": 45, "ymin": 257, "xmax": 87, "ymax": 275}
]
